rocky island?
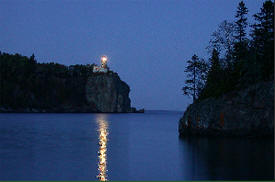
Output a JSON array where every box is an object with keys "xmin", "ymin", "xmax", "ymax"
[{"xmin": 0, "ymin": 52, "xmax": 141, "ymax": 113}]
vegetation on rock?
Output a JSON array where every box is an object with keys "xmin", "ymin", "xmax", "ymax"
[
  {"xmin": 182, "ymin": 0, "xmax": 274, "ymax": 102},
  {"xmin": 180, "ymin": 0, "xmax": 274, "ymax": 137}
]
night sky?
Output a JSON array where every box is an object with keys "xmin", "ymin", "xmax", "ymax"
[{"xmin": 0, "ymin": 0, "xmax": 266, "ymax": 111}]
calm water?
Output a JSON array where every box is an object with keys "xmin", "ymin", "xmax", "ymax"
[{"xmin": 0, "ymin": 111, "xmax": 273, "ymax": 180}]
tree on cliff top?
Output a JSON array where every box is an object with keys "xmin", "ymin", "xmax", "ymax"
[
  {"xmin": 233, "ymin": 1, "xmax": 249, "ymax": 63},
  {"xmin": 234, "ymin": 1, "xmax": 248, "ymax": 44},
  {"xmin": 251, "ymin": 0, "xmax": 274, "ymax": 81},
  {"xmin": 182, "ymin": 54, "xmax": 208, "ymax": 102},
  {"xmin": 199, "ymin": 49, "xmax": 224, "ymax": 99},
  {"xmin": 207, "ymin": 20, "xmax": 236, "ymax": 64}
]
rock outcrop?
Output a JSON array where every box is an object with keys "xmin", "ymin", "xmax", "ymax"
[
  {"xmin": 0, "ymin": 71, "xmax": 134, "ymax": 113},
  {"xmin": 179, "ymin": 81, "xmax": 274, "ymax": 137},
  {"xmin": 86, "ymin": 72, "xmax": 131, "ymax": 112}
]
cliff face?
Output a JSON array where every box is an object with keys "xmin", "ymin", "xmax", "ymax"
[
  {"xmin": 86, "ymin": 72, "xmax": 131, "ymax": 112},
  {"xmin": 0, "ymin": 71, "xmax": 132, "ymax": 113},
  {"xmin": 179, "ymin": 81, "xmax": 274, "ymax": 137},
  {"xmin": 0, "ymin": 71, "xmax": 133, "ymax": 113}
]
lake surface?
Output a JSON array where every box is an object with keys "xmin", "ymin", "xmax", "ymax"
[{"xmin": 0, "ymin": 111, "xmax": 273, "ymax": 180}]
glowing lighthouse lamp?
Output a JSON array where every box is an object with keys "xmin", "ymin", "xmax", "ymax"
[{"xmin": 93, "ymin": 55, "xmax": 109, "ymax": 73}]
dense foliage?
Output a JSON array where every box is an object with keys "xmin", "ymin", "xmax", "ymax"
[
  {"xmin": 0, "ymin": 52, "xmax": 96, "ymax": 110},
  {"xmin": 183, "ymin": 0, "xmax": 274, "ymax": 102}
]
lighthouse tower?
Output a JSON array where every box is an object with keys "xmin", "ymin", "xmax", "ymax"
[{"xmin": 93, "ymin": 55, "xmax": 108, "ymax": 73}]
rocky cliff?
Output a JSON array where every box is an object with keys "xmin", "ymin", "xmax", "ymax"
[
  {"xmin": 0, "ymin": 71, "xmax": 133, "ymax": 113},
  {"xmin": 86, "ymin": 72, "xmax": 131, "ymax": 112},
  {"xmin": 0, "ymin": 52, "xmax": 136, "ymax": 113},
  {"xmin": 179, "ymin": 81, "xmax": 274, "ymax": 137}
]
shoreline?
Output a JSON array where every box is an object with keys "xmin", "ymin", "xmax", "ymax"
[{"xmin": 0, "ymin": 108, "xmax": 144, "ymax": 114}]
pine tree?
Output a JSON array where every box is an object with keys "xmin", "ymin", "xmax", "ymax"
[
  {"xmin": 209, "ymin": 49, "xmax": 221, "ymax": 75},
  {"xmin": 231, "ymin": 1, "xmax": 249, "ymax": 86},
  {"xmin": 251, "ymin": 0, "xmax": 274, "ymax": 80},
  {"xmin": 204, "ymin": 49, "xmax": 223, "ymax": 96},
  {"xmin": 235, "ymin": 1, "xmax": 248, "ymax": 43},
  {"xmin": 182, "ymin": 54, "xmax": 208, "ymax": 102},
  {"xmin": 233, "ymin": 1, "xmax": 249, "ymax": 63}
]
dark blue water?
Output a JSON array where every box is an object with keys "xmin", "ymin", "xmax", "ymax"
[{"xmin": 0, "ymin": 111, "xmax": 273, "ymax": 180}]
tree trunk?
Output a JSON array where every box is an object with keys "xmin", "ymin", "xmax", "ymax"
[{"xmin": 193, "ymin": 66, "xmax": 196, "ymax": 102}]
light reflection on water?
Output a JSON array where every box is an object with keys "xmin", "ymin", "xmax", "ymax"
[{"xmin": 96, "ymin": 115, "xmax": 109, "ymax": 181}]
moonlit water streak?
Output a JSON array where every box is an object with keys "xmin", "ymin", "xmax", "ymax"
[{"xmin": 96, "ymin": 115, "xmax": 109, "ymax": 181}]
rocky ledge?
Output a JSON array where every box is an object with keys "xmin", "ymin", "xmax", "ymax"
[{"xmin": 179, "ymin": 81, "xmax": 274, "ymax": 137}]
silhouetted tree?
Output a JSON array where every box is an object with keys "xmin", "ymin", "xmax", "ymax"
[
  {"xmin": 251, "ymin": 0, "xmax": 274, "ymax": 80},
  {"xmin": 208, "ymin": 49, "xmax": 222, "ymax": 79},
  {"xmin": 234, "ymin": 1, "xmax": 248, "ymax": 43},
  {"xmin": 30, "ymin": 53, "xmax": 35, "ymax": 63},
  {"xmin": 231, "ymin": 1, "xmax": 249, "ymax": 86},
  {"xmin": 233, "ymin": 1, "xmax": 249, "ymax": 62},
  {"xmin": 207, "ymin": 20, "xmax": 236, "ymax": 64},
  {"xmin": 199, "ymin": 49, "xmax": 224, "ymax": 99},
  {"xmin": 183, "ymin": 0, "xmax": 274, "ymax": 102},
  {"xmin": 182, "ymin": 54, "xmax": 208, "ymax": 102}
]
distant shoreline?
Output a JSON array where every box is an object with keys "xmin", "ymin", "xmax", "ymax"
[
  {"xmin": 0, "ymin": 109, "xmax": 189, "ymax": 114},
  {"xmin": 0, "ymin": 108, "xmax": 145, "ymax": 114}
]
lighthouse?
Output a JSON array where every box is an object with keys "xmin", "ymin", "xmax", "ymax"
[{"xmin": 93, "ymin": 55, "xmax": 109, "ymax": 73}]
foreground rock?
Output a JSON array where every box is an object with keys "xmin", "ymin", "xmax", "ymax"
[{"xmin": 179, "ymin": 81, "xmax": 274, "ymax": 137}]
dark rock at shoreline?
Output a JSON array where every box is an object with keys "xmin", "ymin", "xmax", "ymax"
[
  {"xmin": 130, "ymin": 107, "xmax": 145, "ymax": 113},
  {"xmin": 179, "ymin": 81, "xmax": 274, "ymax": 137},
  {"xmin": 137, "ymin": 108, "xmax": 145, "ymax": 113}
]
